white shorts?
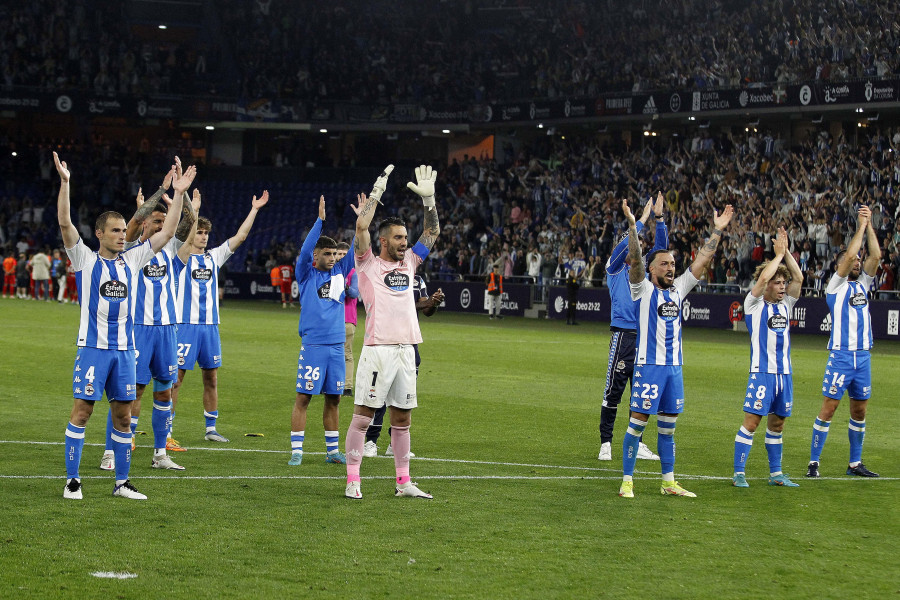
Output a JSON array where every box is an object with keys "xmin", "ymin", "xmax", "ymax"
[{"xmin": 354, "ymin": 345, "xmax": 418, "ymax": 410}]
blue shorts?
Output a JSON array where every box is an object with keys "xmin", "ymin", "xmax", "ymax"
[
  {"xmin": 135, "ymin": 324, "xmax": 178, "ymax": 385},
  {"xmin": 743, "ymin": 373, "xmax": 793, "ymax": 417},
  {"xmin": 176, "ymin": 324, "xmax": 222, "ymax": 370},
  {"xmin": 822, "ymin": 350, "xmax": 871, "ymax": 401},
  {"xmin": 629, "ymin": 364, "xmax": 685, "ymax": 415},
  {"xmin": 296, "ymin": 343, "xmax": 345, "ymax": 396},
  {"xmin": 73, "ymin": 347, "xmax": 137, "ymax": 402}
]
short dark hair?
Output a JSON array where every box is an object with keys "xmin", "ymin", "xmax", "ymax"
[
  {"xmin": 378, "ymin": 217, "xmax": 406, "ymax": 238},
  {"xmin": 197, "ymin": 217, "xmax": 212, "ymax": 232},
  {"xmin": 315, "ymin": 236, "xmax": 338, "ymax": 250},
  {"xmin": 646, "ymin": 249, "xmax": 672, "ymax": 268},
  {"xmin": 335, "ymin": 242, "xmax": 350, "ymax": 251},
  {"xmin": 151, "ymin": 202, "xmax": 168, "ymax": 214},
  {"xmin": 95, "ymin": 211, "xmax": 125, "ymax": 232}
]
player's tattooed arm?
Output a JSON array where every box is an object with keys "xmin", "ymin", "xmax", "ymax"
[
  {"xmin": 622, "ymin": 200, "xmax": 645, "ymax": 284},
  {"xmin": 836, "ymin": 206, "xmax": 869, "ymax": 278},
  {"xmin": 417, "ymin": 204, "xmax": 441, "ymax": 250},
  {"xmin": 126, "ymin": 166, "xmax": 175, "ymax": 241},
  {"xmin": 53, "ymin": 152, "xmax": 79, "ymax": 249},
  {"xmin": 175, "ymin": 189, "xmax": 198, "ymax": 242},
  {"xmin": 690, "ymin": 204, "xmax": 733, "ymax": 280}
]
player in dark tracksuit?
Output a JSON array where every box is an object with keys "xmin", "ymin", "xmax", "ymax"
[{"xmin": 598, "ymin": 196, "xmax": 667, "ymax": 461}]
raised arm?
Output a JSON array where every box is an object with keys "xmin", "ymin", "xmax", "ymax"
[
  {"xmin": 836, "ymin": 206, "xmax": 869, "ymax": 278},
  {"xmin": 175, "ymin": 188, "xmax": 198, "ymax": 243},
  {"xmin": 148, "ymin": 165, "xmax": 192, "ymax": 253},
  {"xmin": 176, "ymin": 190, "xmax": 202, "ymax": 263},
  {"xmin": 407, "ymin": 164, "xmax": 441, "ymax": 250},
  {"xmin": 652, "ymin": 191, "xmax": 669, "ymax": 251},
  {"xmin": 862, "ymin": 217, "xmax": 882, "ymax": 276},
  {"xmin": 53, "ymin": 152, "xmax": 79, "ymax": 249},
  {"xmin": 690, "ymin": 204, "xmax": 734, "ymax": 280},
  {"xmin": 127, "ymin": 167, "xmax": 175, "ymax": 242},
  {"xmin": 299, "ymin": 196, "xmax": 325, "ymax": 267},
  {"xmin": 622, "ymin": 200, "xmax": 645, "ymax": 284},
  {"xmin": 227, "ymin": 190, "xmax": 269, "ymax": 252},
  {"xmin": 780, "ymin": 228, "xmax": 804, "ymax": 298},
  {"xmin": 751, "ymin": 228, "xmax": 786, "ymax": 298},
  {"xmin": 353, "ymin": 165, "xmax": 394, "ymax": 257}
]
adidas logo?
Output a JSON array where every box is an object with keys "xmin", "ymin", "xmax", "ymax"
[
  {"xmin": 643, "ymin": 96, "xmax": 658, "ymax": 114},
  {"xmin": 820, "ymin": 314, "xmax": 832, "ymax": 332}
]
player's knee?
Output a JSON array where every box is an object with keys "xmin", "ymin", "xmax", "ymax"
[
  {"xmin": 201, "ymin": 369, "xmax": 218, "ymax": 387},
  {"xmin": 295, "ymin": 393, "xmax": 311, "ymax": 409}
]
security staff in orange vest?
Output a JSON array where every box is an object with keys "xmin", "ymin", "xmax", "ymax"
[{"xmin": 486, "ymin": 264, "xmax": 503, "ymax": 319}]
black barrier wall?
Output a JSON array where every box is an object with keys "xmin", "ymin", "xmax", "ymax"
[{"xmin": 222, "ymin": 274, "xmax": 900, "ymax": 342}]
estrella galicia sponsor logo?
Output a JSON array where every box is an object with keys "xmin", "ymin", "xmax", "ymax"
[
  {"xmin": 658, "ymin": 300, "xmax": 679, "ymax": 321},
  {"xmin": 317, "ymin": 281, "xmax": 331, "ymax": 299},
  {"xmin": 192, "ymin": 268, "xmax": 213, "ymax": 281},
  {"xmin": 767, "ymin": 313, "xmax": 788, "ymax": 331},
  {"xmin": 143, "ymin": 263, "xmax": 167, "ymax": 281},
  {"xmin": 384, "ymin": 270, "xmax": 409, "ymax": 291},
  {"xmin": 100, "ymin": 280, "xmax": 128, "ymax": 302},
  {"xmin": 849, "ymin": 293, "xmax": 868, "ymax": 307}
]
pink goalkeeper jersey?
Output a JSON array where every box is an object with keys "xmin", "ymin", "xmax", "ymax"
[{"xmin": 355, "ymin": 244, "xmax": 429, "ymax": 345}]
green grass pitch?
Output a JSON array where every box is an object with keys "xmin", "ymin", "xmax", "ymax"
[{"xmin": 0, "ymin": 299, "xmax": 897, "ymax": 599}]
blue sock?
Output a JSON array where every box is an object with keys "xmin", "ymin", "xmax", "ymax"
[
  {"xmin": 848, "ymin": 419, "xmax": 865, "ymax": 465},
  {"xmin": 151, "ymin": 400, "xmax": 171, "ymax": 450},
  {"xmin": 168, "ymin": 410, "xmax": 175, "ymax": 437},
  {"xmin": 810, "ymin": 418, "xmax": 830, "ymax": 462},
  {"xmin": 733, "ymin": 426, "xmax": 754, "ymax": 473},
  {"xmin": 130, "ymin": 416, "xmax": 138, "ymax": 436},
  {"xmin": 622, "ymin": 417, "xmax": 646, "ymax": 477},
  {"xmin": 290, "ymin": 430, "xmax": 304, "ymax": 453},
  {"xmin": 325, "ymin": 430, "xmax": 339, "ymax": 454},
  {"xmin": 765, "ymin": 429, "xmax": 783, "ymax": 475},
  {"xmin": 204, "ymin": 410, "xmax": 218, "ymax": 433},
  {"xmin": 105, "ymin": 410, "xmax": 113, "ymax": 451},
  {"xmin": 65, "ymin": 422, "xmax": 86, "ymax": 479},
  {"xmin": 657, "ymin": 415, "xmax": 677, "ymax": 477},
  {"xmin": 110, "ymin": 427, "xmax": 132, "ymax": 484}
]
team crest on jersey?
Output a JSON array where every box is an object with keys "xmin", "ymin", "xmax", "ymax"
[
  {"xmin": 192, "ymin": 267, "xmax": 213, "ymax": 281},
  {"xmin": 642, "ymin": 399, "xmax": 652, "ymax": 410},
  {"xmin": 767, "ymin": 314, "xmax": 788, "ymax": 331},
  {"xmin": 143, "ymin": 263, "xmax": 167, "ymax": 281},
  {"xmin": 317, "ymin": 281, "xmax": 331, "ymax": 299},
  {"xmin": 829, "ymin": 385, "xmax": 838, "ymax": 395},
  {"xmin": 178, "ymin": 356, "xmax": 185, "ymax": 366},
  {"xmin": 305, "ymin": 380, "xmax": 314, "ymax": 391},
  {"xmin": 657, "ymin": 300, "xmax": 679, "ymax": 321},
  {"xmin": 616, "ymin": 360, "xmax": 626, "ymax": 371},
  {"xmin": 849, "ymin": 293, "xmax": 867, "ymax": 307},
  {"xmin": 754, "ymin": 398, "xmax": 763, "ymax": 410},
  {"xmin": 85, "ymin": 384, "xmax": 95, "ymax": 396},
  {"xmin": 99, "ymin": 280, "xmax": 128, "ymax": 302},
  {"xmin": 384, "ymin": 270, "xmax": 410, "ymax": 291}
]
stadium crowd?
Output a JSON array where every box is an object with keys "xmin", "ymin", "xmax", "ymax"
[
  {"xmin": 5, "ymin": 125, "xmax": 900, "ymax": 297},
  {"xmin": 3, "ymin": 1, "xmax": 900, "ymax": 104},
  {"xmin": 389, "ymin": 127, "xmax": 900, "ymax": 296}
]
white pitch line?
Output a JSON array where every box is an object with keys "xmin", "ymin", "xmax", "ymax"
[
  {"xmin": 2, "ymin": 474, "xmax": 897, "ymax": 481},
  {"xmin": 1, "ymin": 439, "xmax": 897, "ymax": 482}
]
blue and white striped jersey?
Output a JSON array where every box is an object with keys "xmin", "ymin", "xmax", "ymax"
[
  {"xmin": 128, "ymin": 237, "xmax": 182, "ymax": 326},
  {"xmin": 825, "ymin": 272, "xmax": 873, "ymax": 351},
  {"xmin": 606, "ymin": 220, "xmax": 669, "ymax": 330},
  {"xmin": 744, "ymin": 292, "xmax": 798, "ymax": 374},
  {"xmin": 631, "ymin": 271, "xmax": 698, "ymax": 366},
  {"xmin": 66, "ymin": 238, "xmax": 154, "ymax": 350},
  {"xmin": 173, "ymin": 241, "xmax": 233, "ymax": 325}
]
